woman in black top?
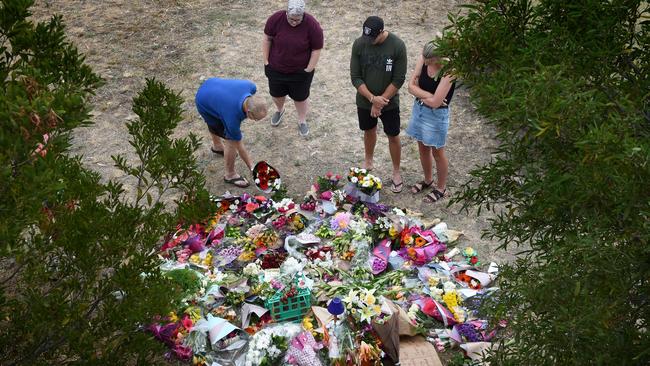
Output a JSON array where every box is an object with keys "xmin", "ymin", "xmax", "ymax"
[{"xmin": 406, "ymin": 41, "xmax": 456, "ymax": 202}]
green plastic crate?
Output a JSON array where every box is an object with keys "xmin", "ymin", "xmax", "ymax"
[{"xmin": 265, "ymin": 281, "xmax": 311, "ymax": 323}]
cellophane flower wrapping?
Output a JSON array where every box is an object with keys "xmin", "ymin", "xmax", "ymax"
[{"xmin": 285, "ymin": 331, "xmax": 323, "ymax": 366}]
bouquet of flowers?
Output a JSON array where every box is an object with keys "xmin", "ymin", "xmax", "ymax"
[
  {"xmin": 341, "ymin": 288, "xmax": 383, "ymax": 324},
  {"xmin": 344, "ymin": 167, "xmax": 382, "ymax": 203},
  {"xmin": 397, "ymin": 226, "xmax": 447, "ymax": 266},
  {"xmin": 309, "ymin": 171, "xmax": 342, "ymax": 199},
  {"xmin": 245, "ymin": 323, "xmax": 302, "ymax": 366},
  {"xmin": 347, "ymin": 167, "xmax": 382, "ymax": 195},
  {"xmin": 253, "ymin": 161, "xmax": 281, "ymax": 193}
]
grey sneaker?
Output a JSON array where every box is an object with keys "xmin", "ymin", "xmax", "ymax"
[
  {"xmin": 298, "ymin": 122, "xmax": 310, "ymax": 137},
  {"xmin": 270, "ymin": 109, "xmax": 285, "ymax": 126}
]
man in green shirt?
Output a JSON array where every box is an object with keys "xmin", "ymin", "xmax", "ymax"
[{"xmin": 350, "ymin": 16, "xmax": 407, "ymax": 193}]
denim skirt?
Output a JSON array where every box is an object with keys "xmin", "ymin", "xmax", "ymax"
[{"xmin": 405, "ymin": 101, "xmax": 450, "ymax": 148}]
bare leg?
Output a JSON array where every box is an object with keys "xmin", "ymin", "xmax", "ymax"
[
  {"xmin": 294, "ymin": 99, "xmax": 308, "ymax": 123},
  {"xmin": 272, "ymin": 96, "xmax": 286, "ymax": 114},
  {"xmin": 387, "ymin": 135, "xmax": 402, "ymax": 184},
  {"xmin": 210, "ymin": 133, "xmax": 224, "ymax": 152},
  {"xmin": 363, "ymin": 126, "xmax": 377, "ymax": 170},
  {"xmin": 418, "ymin": 141, "xmax": 434, "ymax": 184},
  {"xmin": 432, "ymin": 147, "xmax": 448, "ymax": 190},
  {"xmin": 223, "ymin": 141, "xmax": 238, "ymax": 180}
]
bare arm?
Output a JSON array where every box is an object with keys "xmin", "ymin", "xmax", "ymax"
[
  {"xmin": 408, "ymin": 55, "xmax": 436, "ymax": 99},
  {"xmin": 305, "ymin": 49, "xmax": 321, "ymax": 72},
  {"xmin": 226, "ymin": 139, "xmax": 253, "ymax": 171},
  {"xmin": 262, "ymin": 35, "xmax": 272, "ymax": 65},
  {"xmin": 422, "ymin": 75, "xmax": 454, "ymax": 109},
  {"xmin": 381, "ymin": 83, "xmax": 400, "ymax": 102}
]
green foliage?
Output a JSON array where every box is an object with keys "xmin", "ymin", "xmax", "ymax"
[
  {"xmin": 165, "ymin": 269, "xmax": 202, "ymax": 296},
  {"xmin": 270, "ymin": 183, "xmax": 289, "ymax": 201},
  {"xmin": 0, "ymin": 1, "xmax": 211, "ymax": 364},
  {"xmin": 437, "ymin": 0, "xmax": 650, "ymax": 364}
]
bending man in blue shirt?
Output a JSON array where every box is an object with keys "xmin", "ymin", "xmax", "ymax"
[{"xmin": 196, "ymin": 78, "xmax": 268, "ymax": 188}]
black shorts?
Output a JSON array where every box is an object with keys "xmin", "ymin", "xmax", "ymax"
[
  {"xmin": 198, "ymin": 110, "xmax": 227, "ymax": 139},
  {"xmin": 357, "ymin": 107, "xmax": 401, "ymax": 136},
  {"xmin": 265, "ymin": 64, "xmax": 314, "ymax": 102}
]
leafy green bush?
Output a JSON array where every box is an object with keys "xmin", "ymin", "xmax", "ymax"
[
  {"xmin": 437, "ymin": 1, "xmax": 649, "ymax": 364},
  {"xmin": 166, "ymin": 269, "xmax": 202, "ymax": 296},
  {"xmin": 0, "ymin": 1, "xmax": 211, "ymax": 364}
]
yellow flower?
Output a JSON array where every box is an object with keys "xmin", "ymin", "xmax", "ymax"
[
  {"xmin": 238, "ymin": 250, "xmax": 256, "ymax": 262},
  {"xmin": 189, "ymin": 253, "xmax": 201, "ymax": 264},
  {"xmin": 184, "ymin": 306, "xmax": 201, "ymax": 322},
  {"xmin": 193, "ymin": 355, "xmax": 207, "ymax": 365},
  {"xmin": 359, "ymin": 305, "xmax": 377, "ymax": 323},
  {"xmin": 302, "ymin": 316, "xmax": 315, "ymax": 334},
  {"xmin": 388, "ymin": 227, "xmax": 398, "ymax": 238},
  {"xmin": 168, "ymin": 312, "xmax": 179, "ymax": 323},
  {"xmin": 202, "ymin": 253, "xmax": 213, "ymax": 266},
  {"xmin": 428, "ymin": 277, "xmax": 440, "ymax": 286},
  {"xmin": 442, "ymin": 291, "xmax": 459, "ymax": 308},
  {"xmin": 362, "ymin": 289, "xmax": 377, "ymax": 305}
]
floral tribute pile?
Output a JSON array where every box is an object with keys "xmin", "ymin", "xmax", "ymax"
[{"xmin": 150, "ymin": 169, "xmax": 504, "ymax": 365}]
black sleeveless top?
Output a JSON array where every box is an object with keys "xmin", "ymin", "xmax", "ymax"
[{"xmin": 418, "ymin": 64, "xmax": 455, "ymax": 106}]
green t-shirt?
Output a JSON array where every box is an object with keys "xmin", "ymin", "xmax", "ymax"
[{"xmin": 350, "ymin": 32, "xmax": 407, "ymax": 111}]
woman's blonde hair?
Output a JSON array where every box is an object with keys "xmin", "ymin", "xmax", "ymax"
[{"xmin": 422, "ymin": 40, "xmax": 439, "ymax": 59}]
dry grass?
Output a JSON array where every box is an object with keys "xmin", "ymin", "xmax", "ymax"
[{"xmin": 31, "ymin": 0, "xmax": 513, "ymax": 267}]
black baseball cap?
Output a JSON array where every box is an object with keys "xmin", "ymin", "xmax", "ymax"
[{"xmin": 362, "ymin": 16, "xmax": 384, "ymax": 39}]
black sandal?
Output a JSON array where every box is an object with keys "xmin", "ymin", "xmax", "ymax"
[
  {"xmin": 223, "ymin": 175, "xmax": 249, "ymax": 188},
  {"xmin": 211, "ymin": 147, "xmax": 224, "ymax": 156},
  {"xmin": 390, "ymin": 179, "xmax": 403, "ymax": 193},
  {"xmin": 424, "ymin": 188, "xmax": 447, "ymax": 203},
  {"xmin": 410, "ymin": 180, "xmax": 433, "ymax": 194}
]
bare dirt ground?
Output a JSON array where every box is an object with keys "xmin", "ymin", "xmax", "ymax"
[{"xmin": 31, "ymin": 0, "xmax": 513, "ymax": 266}]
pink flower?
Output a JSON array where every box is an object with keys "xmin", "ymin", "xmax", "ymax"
[
  {"xmin": 172, "ymin": 344, "xmax": 192, "ymax": 360},
  {"xmin": 271, "ymin": 279, "xmax": 284, "ymax": 290},
  {"xmin": 181, "ymin": 315, "xmax": 193, "ymax": 331},
  {"xmin": 245, "ymin": 202, "xmax": 260, "ymax": 213},
  {"xmin": 175, "ymin": 248, "xmax": 192, "ymax": 263},
  {"xmin": 326, "ymin": 171, "xmax": 333, "ymax": 178},
  {"xmin": 330, "ymin": 212, "xmax": 352, "ymax": 232},
  {"xmin": 320, "ymin": 190, "xmax": 333, "ymax": 200}
]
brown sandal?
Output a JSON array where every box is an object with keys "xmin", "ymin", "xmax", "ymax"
[
  {"xmin": 410, "ymin": 180, "xmax": 433, "ymax": 194},
  {"xmin": 423, "ymin": 188, "xmax": 447, "ymax": 203}
]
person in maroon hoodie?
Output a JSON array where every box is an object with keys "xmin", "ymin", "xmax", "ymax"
[{"xmin": 262, "ymin": 0, "xmax": 323, "ymax": 137}]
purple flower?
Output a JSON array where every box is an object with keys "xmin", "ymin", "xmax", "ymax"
[
  {"xmin": 330, "ymin": 212, "xmax": 352, "ymax": 232},
  {"xmin": 185, "ymin": 235, "xmax": 205, "ymax": 253},
  {"xmin": 456, "ymin": 323, "xmax": 482, "ymax": 342},
  {"xmin": 370, "ymin": 257, "xmax": 387, "ymax": 273},
  {"xmin": 148, "ymin": 322, "xmax": 179, "ymax": 347}
]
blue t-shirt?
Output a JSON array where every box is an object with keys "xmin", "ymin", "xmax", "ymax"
[{"xmin": 195, "ymin": 78, "xmax": 257, "ymax": 141}]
